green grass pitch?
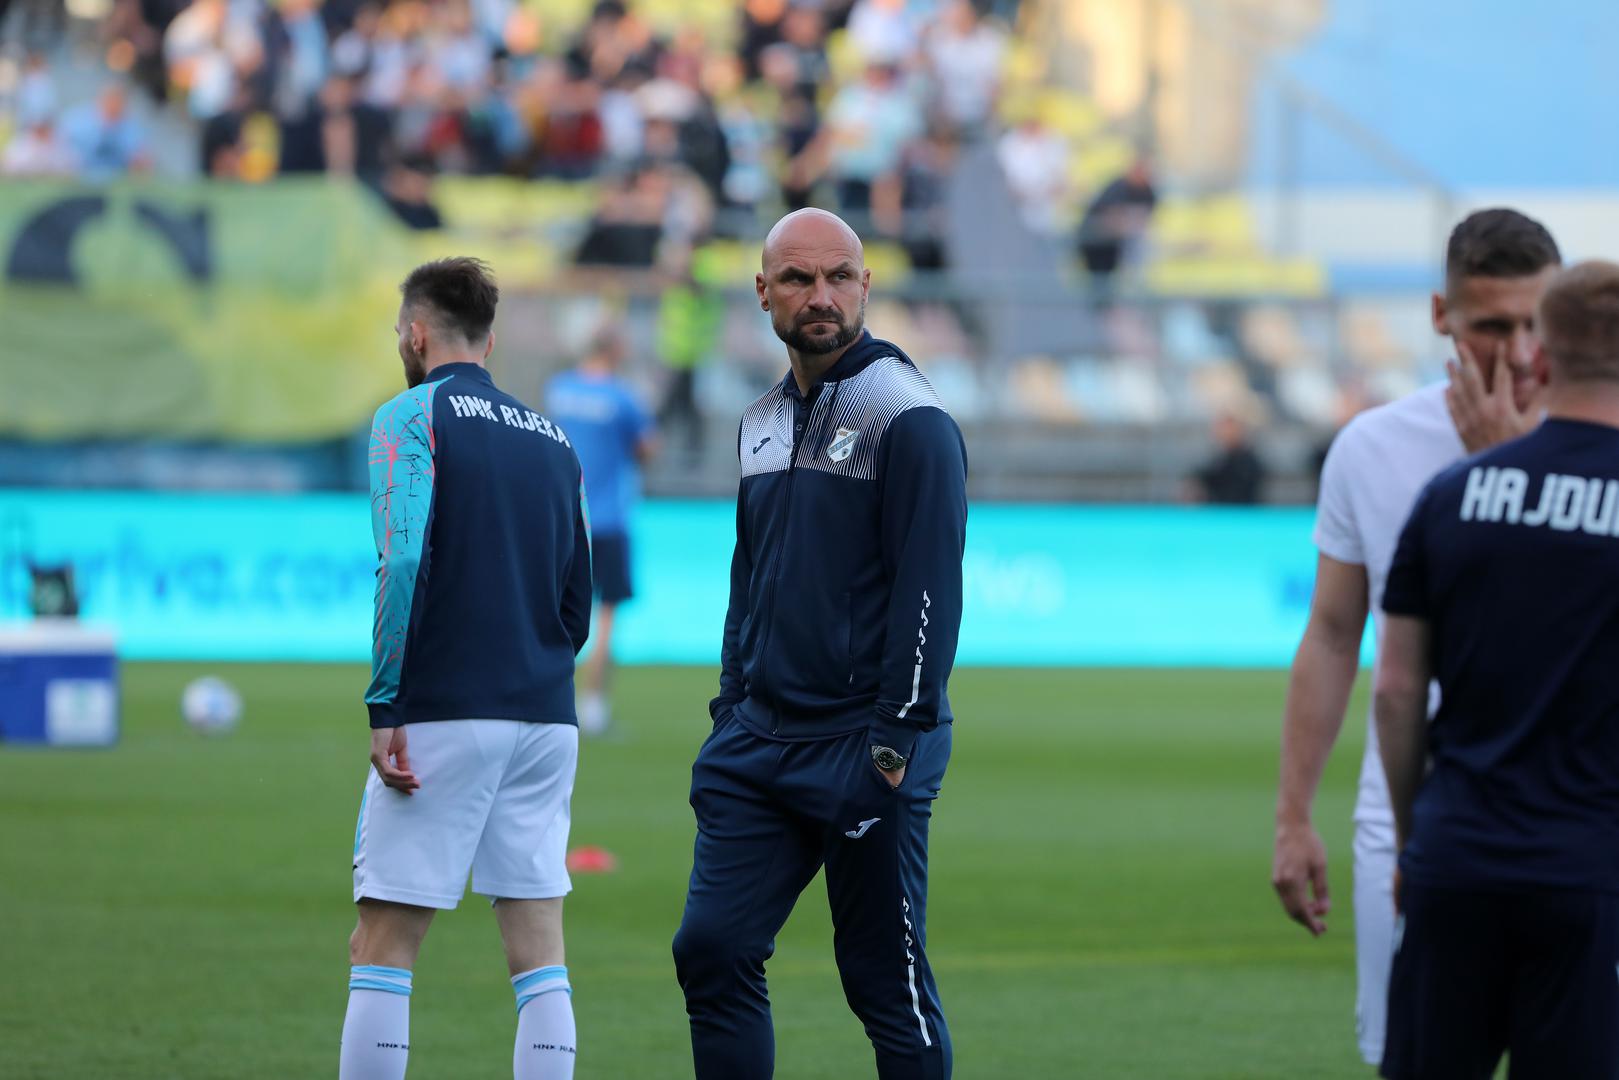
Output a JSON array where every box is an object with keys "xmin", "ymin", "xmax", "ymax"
[{"xmin": 0, "ymin": 665, "xmax": 1372, "ymax": 1079}]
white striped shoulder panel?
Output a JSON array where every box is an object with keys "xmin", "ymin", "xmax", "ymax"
[{"xmin": 806, "ymin": 357, "xmax": 945, "ymax": 482}]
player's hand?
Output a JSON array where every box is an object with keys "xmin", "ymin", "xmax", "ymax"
[
  {"xmin": 879, "ymin": 765, "xmax": 905, "ymax": 789},
  {"xmin": 1444, "ymin": 340, "xmax": 1539, "ymax": 454},
  {"xmin": 1272, "ymin": 821, "xmax": 1331, "ymax": 936},
  {"xmin": 370, "ymin": 727, "xmax": 419, "ymax": 795},
  {"xmin": 1391, "ymin": 866, "xmax": 1403, "ymax": 916}
]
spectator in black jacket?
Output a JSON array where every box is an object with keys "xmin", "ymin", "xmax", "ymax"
[{"xmin": 1190, "ymin": 411, "xmax": 1268, "ymax": 505}]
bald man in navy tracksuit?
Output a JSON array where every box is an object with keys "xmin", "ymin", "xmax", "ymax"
[{"xmin": 672, "ymin": 210, "xmax": 968, "ymax": 1080}]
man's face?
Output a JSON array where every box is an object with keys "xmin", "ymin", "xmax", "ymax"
[
  {"xmin": 863, "ymin": 63, "xmax": 897, "ymax": 91},
  {"xmin": 783, "ymin": 8, "xmax": 822, "ymax": 47},
  {"xmin": 1214, "ymin": 414, "xmax": 1246, "ymax": 449},
  {"xmin": 1434, "ymin": 267, "xmax": 1559, "ymax": 412},
  {"xmin": 758, "ymin": 228, "xmax": 870, "ymax": 356},
  {"xmin": 945, "ymin": 0, "xmax": 977, "ymax": 33},
  {"xmin": 594, "ymin": 331, "xmax": 626, "ymax": 370},
  {"xmin": 395, "ymin": 303, "xmax": 427, "ymax": 388}
]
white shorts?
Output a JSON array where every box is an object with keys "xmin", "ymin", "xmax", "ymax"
[
  {"xmin": 1353, "ymin": 816, "xmax": 1397, "ymax": 1066},
  {"xmin": 352, "ymin": 720, "xmax": 578, "ymax": 909}
]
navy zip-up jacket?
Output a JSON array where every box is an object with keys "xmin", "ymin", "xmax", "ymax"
[
  {"xmin": 711, "ymin": 331, "xmax": 968, "ymax": 756},
  {"xmin": 365, "ymin": 362, "xmax": 592, "ymax": 729}
]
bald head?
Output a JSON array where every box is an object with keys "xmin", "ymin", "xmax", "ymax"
[
  {"xmin": 1540, "ymin": 260, "xmax": 1619, "ymax": 384},
  {"xmin": 761, "ymin": 209, "xmax": 864, "ymax": 274},
  {"xmin": 756, "ymin": 209, "xmax": 871, "ymax": 360}
]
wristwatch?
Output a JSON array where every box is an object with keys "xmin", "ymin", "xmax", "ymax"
[{"xmin": 871, "ymin": 745, "xmax": 907, "ymax": 771}]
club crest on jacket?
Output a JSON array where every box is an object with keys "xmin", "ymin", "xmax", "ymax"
[{"xmin": 829, "ymin": 427, "xmax": 860, "ymax": 463}]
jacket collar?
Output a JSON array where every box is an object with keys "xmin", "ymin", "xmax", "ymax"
[
  {"xmin": 423, "ymin": 362, "xmax": 492, "ymax": 385},
  {"xmin": 779, "ymin": 330, "xmax": 892, "ymax": 401}
]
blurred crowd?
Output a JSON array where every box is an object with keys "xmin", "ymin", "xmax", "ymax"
[{"xmin": 0, "ymin": 0, "xmax": 1157, "ymax": 272}]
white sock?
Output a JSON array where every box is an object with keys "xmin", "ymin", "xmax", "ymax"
[
  {"xmin": 512, "ymin": 966, "xmax": 575, "ymax": 1080},
  {"xmin": 340, "ymin": 966, "xmax": 412, "ymax": 1080}
]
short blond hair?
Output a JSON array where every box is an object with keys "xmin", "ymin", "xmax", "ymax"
[{"xmin": 1540, "ymin": 260, "xmax": 1619, "ymax": 382}]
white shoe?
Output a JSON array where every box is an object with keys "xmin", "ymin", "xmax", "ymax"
[{"xmin": 578, "ymin": 693, "xmax": 610, "ymax": 737}]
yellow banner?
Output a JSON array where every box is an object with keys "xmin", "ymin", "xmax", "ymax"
[{"xmin": 0, "ymin": 179, "xmax": 420, "ymax": 442}]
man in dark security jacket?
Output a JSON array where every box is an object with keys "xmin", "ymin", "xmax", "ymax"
[{"xmin": 672, "ymin": 209, "xmax": 968, "ymax": 1080}]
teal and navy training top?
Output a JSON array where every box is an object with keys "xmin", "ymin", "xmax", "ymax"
[{"xmin": 364, "ymin": 363, "xmax": 592, "ymax": 729}]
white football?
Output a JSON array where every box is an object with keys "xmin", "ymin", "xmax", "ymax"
[{"xmin": 181, "ymin": 676, "xmax": 243, "ymax": 735}]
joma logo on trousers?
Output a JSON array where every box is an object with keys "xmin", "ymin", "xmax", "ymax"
[{"xmin": 845, "ymin": 817, "xmax": 881, "ymax": 839}]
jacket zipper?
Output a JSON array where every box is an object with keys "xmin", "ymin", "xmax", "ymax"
[{"xmin": 755, "ymin": 391, "xmax": 822, "ymax": 735}]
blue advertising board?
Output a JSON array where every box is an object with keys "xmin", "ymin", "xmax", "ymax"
[{"xmin": 0, "ymin": 491, "xmax": 1363, "ymax": 667}]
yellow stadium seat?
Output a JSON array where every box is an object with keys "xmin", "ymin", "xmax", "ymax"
[
  {"xmin": 433, "ymin": 176, "xmax": 598, "ymax": 232},
  {"xmin": 1145, "ymin": 255, "xmax": 1327, "ymax": 299},
  {"xmin": 1150, "ymin": 195, "xmax": 1257, "ymax": 254},
  {"xmin": 1001, "ymin": 39, "xmax": 1045, "ymax": 84},
  {"xmin": 520, "ymin": 0, "xmax": 732, "ymax": 49},
  {"xmin": 1037, "ymin": 91, "xmax": 1103, "ymax": 141},
  {"xmin": 825, "ymin": 28, "xmax": 864, "ymax": 83}
]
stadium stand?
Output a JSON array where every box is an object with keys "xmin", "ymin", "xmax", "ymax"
[{"xmin": 0, "ymin": 0, "xmax": 1460, "ymax": 502}]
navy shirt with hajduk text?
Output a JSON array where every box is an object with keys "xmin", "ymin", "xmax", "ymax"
[{"xmin": 1383, "ymin": 418, "xmax": 1619, "ymax": 893}]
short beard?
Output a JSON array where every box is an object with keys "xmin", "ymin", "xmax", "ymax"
[
  {"xmin": 774, "ymin": 298, "xmax": 866, "ymax": 355},
  {"xmin": 400, "ymin": 343, "xmax": 427, "ymax": 388}
]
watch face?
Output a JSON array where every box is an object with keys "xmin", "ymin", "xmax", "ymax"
[{"xmin": 872, "ymin": 746, "xmax": 903, "ymax": 771}]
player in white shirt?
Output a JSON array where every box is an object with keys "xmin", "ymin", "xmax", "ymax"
[{"xmin": 1271, "ymin": 208, "xmax": 1562, "ymax": 1066}]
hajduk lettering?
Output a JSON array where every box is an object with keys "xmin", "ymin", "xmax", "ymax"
[{"xmin": 1459, "ymin": 466, "xmax": 1619, "ymax": 535}]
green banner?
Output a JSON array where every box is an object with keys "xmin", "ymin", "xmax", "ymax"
[{"xmin": 0, "ymin": 179, "xmax": 417, "ymax": 442}]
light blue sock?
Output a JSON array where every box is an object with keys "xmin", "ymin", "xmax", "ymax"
[
  {"xmin": 341, "ymin": 966, "xmax": 412, "ymax": 1080},
  {"xmin": 512, "ymin": 966, "xmax": 575, "ymax": 1080}
]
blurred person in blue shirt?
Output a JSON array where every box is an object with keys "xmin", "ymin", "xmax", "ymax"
[
  {"xmin": 546, "ymin": 325, "xmax": 658, "ymax": 735},
  {"xmin": 60, "ymin": 86, "xmax": 150, "ymax": 180}
]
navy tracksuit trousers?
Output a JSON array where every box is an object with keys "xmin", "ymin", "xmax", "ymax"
[
  {"xmin": 672, "ymin": 712, "xmax": 952, "ymax": 1080},
  {"xmin": 1381, "ymin": 881, "xmax": 1619, "ymax": 1080}
]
